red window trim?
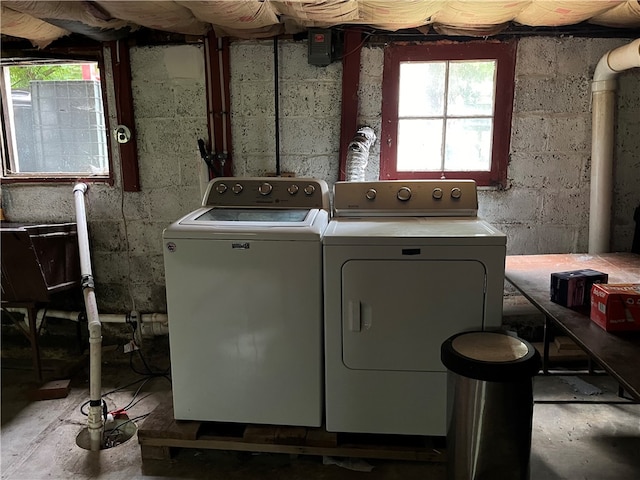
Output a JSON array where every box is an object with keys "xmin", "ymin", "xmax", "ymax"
[
  {"xmin": 110, "ymin": 40, "xmax": 140, "ymax": 192},
  {"xmin": 338, "ymin": 28, "xmax": 364, "ymax": 181},
  {"xmin": 380, "ymin": 40, "xmax": 517, "ymax": 188}
]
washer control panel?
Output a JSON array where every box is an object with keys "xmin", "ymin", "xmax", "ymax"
[
  {"xmin": 333, "ymin": 180, "xmax": 478, "ymax": 217},
  {"xmin": 203, "ymin": 177, "xmax": 330, "ymax": 209}
]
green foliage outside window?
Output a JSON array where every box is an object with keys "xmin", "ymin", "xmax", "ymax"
[{"xmin": 9, "ymin": 64, "xmax": 83, "ymax": 89}]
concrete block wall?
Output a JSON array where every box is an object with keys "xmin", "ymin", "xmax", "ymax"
[
  {"xmin": 230, "ymin": 41, "xmax": 343, "ymax": 181},
  {"xmin": 494, "ymin": 37, "xmax": 640, "ymax": 254},
  {"xmin": 2, "ymin": 36, "xmax": 639, "ymax": 315},
  {"xmin": 231, "ymin": 36, "xmax": 639, "ymax": 254},
  {"xmin": 2, "ymin": 44, "xmax": 208, "ymax": 313}
]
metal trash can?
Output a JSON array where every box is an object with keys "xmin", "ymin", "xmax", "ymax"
[{"xmin": 441, "ymin": 331, "xmax": 541, "ymax": 480}]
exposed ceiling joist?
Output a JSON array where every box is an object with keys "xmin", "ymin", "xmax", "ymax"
[{"xmin": 1, "ymin": 0, "xmax": 639, "ymax": 49}]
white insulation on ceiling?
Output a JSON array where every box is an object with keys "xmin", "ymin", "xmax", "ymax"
[{"xmin": 2, "ymin": 0, "xmax": 639, "ymax": 48}]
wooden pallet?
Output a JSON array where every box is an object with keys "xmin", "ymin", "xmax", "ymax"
[{"xmin": 137, "ymin": 398, "xmax": 446, "ymax": 463}]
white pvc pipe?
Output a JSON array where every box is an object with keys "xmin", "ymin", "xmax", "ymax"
[
  {"xmin": 44, "ymin": 309, "xmax": 82, "ymax": 321},
  {"xmin": 4, "ymin": 307, "xmax": 48, "ymax": 329},
  {"xmin": 73, "ymin": 183, "xmax": 103, "ymax": 452},
  {"xmin": 589, "ymin": 86, "xmax": 616, "ymax": 254},
  {"xmin": 594, "ymin": 39, "xmax": 640, "ymax": 82},
  {"xmin": 98, "ymin": 314, "xmax": 129, "ymax": 323},
  {"xmin": 2, "ymin": 308, "xmax": 168, "ymax": 334},
  {"xmin": 589, "ymin": 39, "xmax": 640, "ymax": 253},
  {"xmin": 140, "ymin": 313, "xmax": 169, "ymax": 337}
]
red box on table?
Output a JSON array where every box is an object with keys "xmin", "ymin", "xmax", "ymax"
[{"xmin": 590, "ymin": 284, "xmax": 640, "ymax": 332}]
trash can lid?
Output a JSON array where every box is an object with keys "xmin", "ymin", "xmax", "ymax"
[
  {"xmin": 441, "ymin": 331, "xmax": 541, "ymax": 382},
  {"xmin": 452, "ymin": 332, "xmax": 529, "ymax": 362}
]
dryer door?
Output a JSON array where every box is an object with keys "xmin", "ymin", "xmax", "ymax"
[{"xmin": 341, "ymin": 259, "xmax": 486, "ymax": 372}]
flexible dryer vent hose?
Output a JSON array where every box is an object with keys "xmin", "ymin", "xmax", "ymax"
[{"xmin": 345, "ymin": 126, "xmax": 376, "ymax": 182}]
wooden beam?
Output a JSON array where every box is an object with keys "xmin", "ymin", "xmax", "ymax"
[
  {"xmin": 110, "ymin": 40, "xmax": 140, "ymax": 192},
  {"xmin": 338, "ymin": 28, "xmax": 364, "ymax": 181}
]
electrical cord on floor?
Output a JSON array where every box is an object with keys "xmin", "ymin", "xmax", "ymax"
[
  {"xmin": 103, "ymin": 413, "xmax": 150, "ymax": 436},
  {"xmin": 109, "ymin": 376, "xmax": 156, "ymax": 416},
  {"xmin": 78, "ymin": 376, "xmax": 166, "ymax": 417},
  {"xmin": 102, "ymin": 412, "xmax": 152, "ymax": 449},
  {"xmin": 77, "ymin": 321, "xmax": 171, "ymax": 424}
]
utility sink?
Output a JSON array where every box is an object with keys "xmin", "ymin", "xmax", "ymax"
[{"xmin": 1, "ymin": 222, "xmax": 80, "ymax": 303}]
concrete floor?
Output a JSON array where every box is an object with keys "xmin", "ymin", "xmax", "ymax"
[{"xmin": 2, "ymin": 357, "xmax": 640, "ymax": 480}]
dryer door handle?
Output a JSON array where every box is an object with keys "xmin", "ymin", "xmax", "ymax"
[{"xmin": 348, "ymin": 300, "xmax": 362, "ymax": 332}]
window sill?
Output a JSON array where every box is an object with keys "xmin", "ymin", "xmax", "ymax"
[
  {"xmin": 477, "ymin": 185, "xmax": 503, "ymax": 192},
  {"xmin": 1, "ymin": 175, "xmax": 113, "ymax": 186}
]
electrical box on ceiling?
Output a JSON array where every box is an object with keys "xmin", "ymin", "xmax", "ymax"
[{"xmin": 308, "ymin": 28, "xmax": 333, "ymax": 66}]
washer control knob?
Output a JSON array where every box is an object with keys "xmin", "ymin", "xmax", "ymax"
[
  {"xmin": 397, "ymin": 186, "xmax": 412, "ymax": 201},
  {"xmin": 287, "ymin": 184, "xmax": 299, "ymax": 195},
  {"xmin": 365, "ymin": 188, "xmax": 377, "ymax": 200},
  {"xmin": 451, "ymin": 187, "xmax": 462, "ymax": 199},
  {"xmin": 304, "ymin": 184, "xmax": 316, "ymax": 196},
  {"xmin": 432, "ymin": 188, "xmax": 443, "ymax": 199},
  {"xmin": 232, "ymin": 183, "xmax": 243, "ymax": 194},
  {"xmin": 215, "ymin": 183, "xmax": 228, "ymax": 194},
  {"xmin": 258, "ymin": 182, "xmax": 273, "ymax": 196}
]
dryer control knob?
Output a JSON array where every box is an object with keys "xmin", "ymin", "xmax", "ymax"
[
  {"xmin": 287, "ymin": 184, "xmax": 299, "ymax": 195},
  {"xmin": 304, "ymin": 184, "xmax": 316, "ymax": 195},
  {"xmin": 432, "ymin": 188, "xmax": 443, "ymax": 199},
  {"xmin": 365, "ymin": 188, "xmax": 377, "ymax": 200},
  {"xmin": 451, "ymin": 187, "xmax": 462, "ymax": 199},
  {"xmin": 397, "ymin": 186, "xmax": 412, "ymax": 201},
  {"xmin": 232, "ymin": 183, "xmax": 243, "ymax": 194},
  {"xmin": 258, "ymin": 182, "xmax": 273, "ymax": 195},
  {"xmin": 215, "ymin": 183, "xmax": 228, "ymax": 194}
]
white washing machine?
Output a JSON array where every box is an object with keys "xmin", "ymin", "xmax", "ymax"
[
  {"xmin": 163, "ymin": 177, "xmax": 329, "ymax": 427},
  {"xmin": 323, "ymin": 180, "xmax": 506, "ymax": 436}
]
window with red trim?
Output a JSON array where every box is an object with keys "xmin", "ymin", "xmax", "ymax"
[
  {"xmin": 1, "ymin": 53, "xmax": 113, "ymax": 184},
  {"xmin": 0, "ymin": 42, "xmax": 140, "ymax": 189},
  {"xmin": 380, "ymin": 41, "xmax": 516, "ymax": 188}
]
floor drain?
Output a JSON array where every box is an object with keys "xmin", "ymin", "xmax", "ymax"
[{"xmin": 76, "ymin": 415, "xmax": 138, "ymax": 450}]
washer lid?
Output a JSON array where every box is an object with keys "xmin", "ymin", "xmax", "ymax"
[
  {"xmin": 194, "ymin": 208, "xmax": 309, "ymax": 223},
  {"xmin": 163, "ymin": 207, "xmax": 329, "ymax": 241}
]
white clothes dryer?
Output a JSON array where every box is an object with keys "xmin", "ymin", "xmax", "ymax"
[
  {"xmin": 164, "ymin": 177, "xmax": 329, "ymax": 427},
  {"xmin": 323, "ymin": 180, "xmax": 506, "ymax": 436}
]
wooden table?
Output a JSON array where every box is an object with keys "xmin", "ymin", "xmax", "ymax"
[{"xmin": 505, "ymin": 253, "xmax": 640, "ymax": 400}]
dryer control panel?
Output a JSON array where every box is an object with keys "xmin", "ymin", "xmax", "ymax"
[
  {"xmin": 203, "ymin": 177, "xmax": 330, "ymax": 210},
  {"xmin": 333, "ymin": 180, "xmax": 478, "ymax": 217}
]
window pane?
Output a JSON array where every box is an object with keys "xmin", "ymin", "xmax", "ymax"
[
  {"xmin": 444, "ymin": 118, "xmax": 492, "ymax": 171},
  {"xmin": 447, "ymin": 61, "xmax": 496, "ymax": 117},
  {"xmin": 4, "ymin": 63, "xmax": 109, "ymax": 175},
  {"xmin": 397, "ymin": 119, "xmax": 443, "ymax": 171},
  {"xmin": 398, "ymin": 62, "xmax": 446, "ymax": 117}
]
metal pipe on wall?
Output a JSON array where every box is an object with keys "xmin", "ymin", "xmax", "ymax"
[
  {"xmin": 73, "ymin": 183, "xmax": 103, "ymax": 451},
  {"xmin": 203, "ymin": 31, "xmax": 233, "ymax": 187},
  {"xmin": 589, "ymin": 38, "xmax": 640, "ymax": 253},
  {"xmin": 274, "ymin": 35, "xmax": 281, "ymax": 176}
]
